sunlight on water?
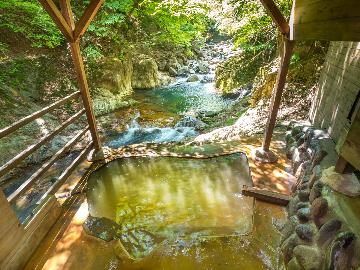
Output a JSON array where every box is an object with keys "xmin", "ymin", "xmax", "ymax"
[{"xmin": 86, "ymin": 154, "xmax": 254, "ymax": 259}]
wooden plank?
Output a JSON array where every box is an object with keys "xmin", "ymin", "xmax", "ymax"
[
  {"xmin": 42, "ymin": 141, "xmax": 93, "ymax": 198},
  {"xmin": 7, "ymin": 127, "xmax": 90, "ymax": 203},
  {"xmin": 242, "ymin": 186, "xmax": 290, "ymax": 206},
  {"xmin": 0, "ymin": 190, "xmax": 23, "ymax": 265},
  {"xmin": 262, "ymin": 39, "xmax": 295, "ymax": 151},
  {"xmin": 1, "ymin": 196, "xmax": 62, "ymax": 270},
  {"xmin": 290, "ymin": 0, "xmax": 360, "ymax": 41},
  {"xmin": 340, "ymin": 108, "xmax": 360, "ymax": 171},
  {"xmin": 259, "ymin": 0, "xmax": 290, "ymax": 35},
  {"xmin": 74, "ymin": 0, "xmax": 104, "ymax": 40},
  {"xmin": 291, "ymin": 20, "xmax": 360, "ymax": 41},
  {"xmin": 0, "ymin": 91, "xmax": 80, "ymax": 139},
  {"xmin": 0, "ymin": 109, "xmax": 85, "ymax": 178},
  {"xmin": 38, "ymin": 0, "xmax": 74, "ymax": 41}
]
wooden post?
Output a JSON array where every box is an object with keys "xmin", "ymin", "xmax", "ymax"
[
  {"xmin": 68, "ymin": 41, "xmax": 101, "ymax": 150},
  {"xmin": 263, "ymin": 39, "xmax": 295, "ymax": 151},
  {"xmin": 58, "ymin": 0, "xmax": 102, "ymax": 150},
  {"xmin": 253, "ymin": 38, "xmax": 294, "ymax": 163}
]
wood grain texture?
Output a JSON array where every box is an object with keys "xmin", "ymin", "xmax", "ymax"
[
  {"xmin": 38, "ymin": 0, "xmax": 74, "ymax": 41},
  {"xmin": 262, "ymin": 38, "xmax": 295, "ymax": 151},
  {"xmin": 1, "ymin": 196, "xmax": 62, "ymax": 270},
  {"xmin": 0, "ymin": 91, "xmax": 80, "ymax": 139},
  {"xmin": 340, "ymin": 108, "xmax": 360, "ymax": 170},
  {"xmin": 242, "ymin": 186, "xmax": 290, "ymax": 206},
  {"xmin": 0, "ymin": 109, "xmax": 85, "ymax": 178},
  {"xmin": 290, "ymin": 0, "xmax": 360, "ymax": 41}
]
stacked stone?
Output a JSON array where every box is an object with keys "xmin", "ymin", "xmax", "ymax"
[{"xmin": 279, "ymin": 123, "xmax": 358, "ymax": 270}]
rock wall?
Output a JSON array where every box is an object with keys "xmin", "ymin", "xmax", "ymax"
[
  {"xmin": 310, "ymin": 42, "xmax": 360, "ymax": 145},
  {"xmin": 279, "ymin": 122, "xmax": 360, "ymax": 270}
]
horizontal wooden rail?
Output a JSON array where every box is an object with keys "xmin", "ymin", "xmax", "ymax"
[
  {"xmin": 42, "ymin": 141, "xmax": 93, "ymax": 198},
  {"xmin": 7, "ymin": 127, "xmax": 90, "ymax": 203},
  {"xmin": 0, "ymin": 91, "xmax": 80, "ymax": 139},
  {"xmin": 0, "ymin": 109, "xmax": 86, "ymax": 178}
]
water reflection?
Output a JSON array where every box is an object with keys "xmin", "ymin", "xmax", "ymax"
[{"xmin": 86, "ymin": 154, "xmax": 254, "ymax": 259}]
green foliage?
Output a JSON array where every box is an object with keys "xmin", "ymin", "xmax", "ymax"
[
  {"xmin": 137, "ymin": 0, "xmax": 210, "ymax": 47},
  {"xmin": 231, "ymin": 0, "xmax": 292, "ymax": 64},
  {"xmin": 0, "ymin": 0, "xmax": 64, "ymax": 48}
]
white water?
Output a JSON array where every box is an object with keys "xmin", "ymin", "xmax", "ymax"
[{"xmin": 107, "ymin": 112, "xmax": 197, "ymax": 148}]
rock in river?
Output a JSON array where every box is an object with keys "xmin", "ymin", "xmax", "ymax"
[{"xmin": 187, "ymin": 74, "xmax": 200, "ymax": 82}]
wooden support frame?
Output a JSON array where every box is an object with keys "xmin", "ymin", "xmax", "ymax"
[
  {"xmin": 259, "ymin": 0, "xmax": 290, "ymax": 36},
  {"xmin": 38, "ymin": 0, "xmax": 74, "ymax": 41},
  {"xmin": 74, "ymin": 0, "xmax": 105, "ymax": 40},
  {"xmin": 57, "ymin": 0, "xmax": 103, "ymax": 150},
  {"xmin": 0, "ymin": 91, "xmax": 80, "ymax": 139},
  {"xmin": 7, "ymin": 127, "xmax": 90, "ymax": 203},
  {"xmin": 0, "ymin": 109, "xmax": 85, "ymax": 178},
  {"xmin": 262, "ymin": 39, "xmax": 295, "ymax": 151}
]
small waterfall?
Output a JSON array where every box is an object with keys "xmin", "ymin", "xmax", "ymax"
[{"xmin": 107, "ymin": 112, "xmax": 198, "ymax": 148}]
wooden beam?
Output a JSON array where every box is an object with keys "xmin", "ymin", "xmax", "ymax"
[
  {"xmin": 7, "ymin": 127, "xmax": 90, "ymax": 204},
  {"xmin": 339, "ymin": 107, "xmax": 360, "ymax": 171},
  {"xmin": 38, "ymin": 0, "xmax": 74, "ymax": 41},
  {"xmin": 0, "ymin": 91, "xmax": 80, "ymax": 140},
  {"xmin": 59, "ymin": 0, "xmax": 75, "ymax": 30},
  {"xmin": 259, "ymin": 0, "xmax": 290, "ymax": 35},
  {"xmin": 290, "ymin": 0, "xmax": 360, "ymax": 41},
  {"xmin": 262, "ymin": 38, "xmax": 295, "ymax": 151},
  {"xmin": 60, "ymin": 0, "xmax": 102, "ymax": 151},
  {"xmin": 0, "ymin": 109, "xmax": 85, "ymax": 178},
  {"xmin": 42, "ymin": 141, "xmax": 93, "ymax": 198},
  {"xmin": 74, "ymin": 0, "xmax": 104, "ymax": 40},
  {"xmin": 242, "ymin": 186, "xmax": 290, "ymax": 206}
]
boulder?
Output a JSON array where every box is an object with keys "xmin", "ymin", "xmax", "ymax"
[
  {"xmin": 83, "ymin": 216, "xmax": 121, "ymax": 242},
  {"xmin": 310, "ymin": 197, "xmax": 328, "ymax": 228},
  {"xmin": 196, "ymin": 61, "xmax": 210, "ymax": 74},
  {"xmin": 96, "ymin": 55, "xmax": 133, "ymax": 95},
  {"xmin": 177, "ymin": 66, "xmax": 190, "ymax": 77},
  {"xmin": 293, "ymin": 245, "xmax": 322, "ymax": 270},
  {"xmin": 175, "ymin": 116, "xmax": 207, "ymax": 130},
  {"xmin": 132, "ymin": 55, "xmax": 161, "ymax": 89},
  {"xmin": 168, "ymin": 67, "xmax": 178, "ymax": 77},
  {"xmin": 201, "ymin": 75, "xmax": 214, "ymax": 83},
  {"xmin": 298, "ymin": 190, "xmax": 310, "ymax": 202},
  {"xmin": 187, "ymin": 74, "xmax": 200, "ymax": 82},
  {"xmin": 317, "ymin": 219, "xmax": 342, "ymax": 246},
  {"xmin": 288, "ymin": 257, "xmax": 302, "ymax": 270},
  {"xmin": 295, "ymin": 224, "xmax": 315, "ymax": 242},
  {"xmin": 320, "ymin": 167, "xmax": 360, "ymax": 197},
  {"xmin": 281, "ymin": 233, "xmax": 300, "ymax": 264},
  {"xmin": 297, "ymin": 207, "xmax": 311, "ymax": 222}
]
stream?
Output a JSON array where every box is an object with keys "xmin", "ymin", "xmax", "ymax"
[{"xmin": 104, "ymin": 40, "xmax": 244, "ymax": 148}]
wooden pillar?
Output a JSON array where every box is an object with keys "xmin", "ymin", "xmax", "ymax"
[
  {"xmin": 60, "ymin": 0, "xmax": 101, "ymax": 151},
  {"xmin": 262, "ymin": 39, "xmax": 295, "ymax": 151},
  {"xmin": 39, "ymin": 0, "xmax": 103, "ymax": 151},
  {"xmin": 68, "ymin": 41, "xmax": 101, "ymax": 150}
]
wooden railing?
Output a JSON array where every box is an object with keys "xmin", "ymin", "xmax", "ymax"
[{"xmin": 0, "ymin": 92, "xmax": 94, "ymax": 204}]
